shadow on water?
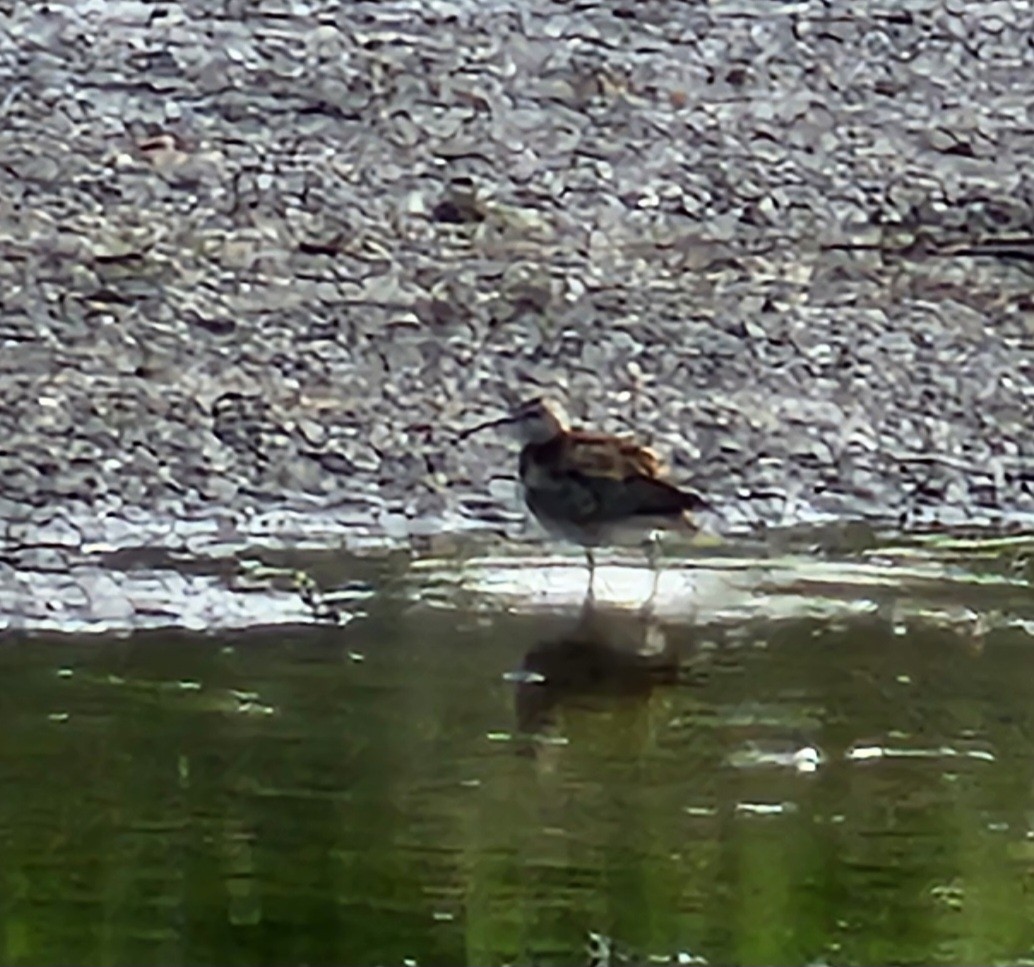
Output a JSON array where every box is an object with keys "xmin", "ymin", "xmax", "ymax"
[
  {"xmin": 5, "ymin": 535, "xmax": 1034, "ymax": 965},
  {"xmin": 510, "ymin": 604, "xmax": 683, "ymax": 749}
]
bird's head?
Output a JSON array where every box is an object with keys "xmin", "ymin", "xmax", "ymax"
[{"xmin": 459, "ymin": 396, "xmax": 569, "ymax": 445}]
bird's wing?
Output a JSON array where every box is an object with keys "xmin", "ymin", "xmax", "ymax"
[
  {"xmin": 597, "ymin": 475, "xmax": 705, "ymax": 520},
  {"xmin": 563, "ymin": 432, "xmax": 666, "ymax": 480},
  {"xmin": 560, "ymin": 434, "xmax": 708, "ymax": 521}
]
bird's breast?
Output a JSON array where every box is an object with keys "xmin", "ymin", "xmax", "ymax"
[{"xmin": 519, "ymin": 456, "xmax": 555, "ymax": 491}]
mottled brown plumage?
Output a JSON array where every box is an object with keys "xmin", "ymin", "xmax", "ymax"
[{"xmin": 460, "ymin": 397, "xmax": 709, "ymax": 598}]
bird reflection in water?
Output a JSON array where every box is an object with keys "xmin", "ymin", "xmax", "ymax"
[{"xmin": 511, "ymin": 599, "xmax": 690, "ymax": 754}]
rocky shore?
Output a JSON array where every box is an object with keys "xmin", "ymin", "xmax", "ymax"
[{"xmin": 3, "ymin": 0, "xmax": 1034, "ymax": 566}]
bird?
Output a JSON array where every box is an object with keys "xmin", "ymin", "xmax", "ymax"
[{"xmin": 459, "ymin": 396, "xmax": 710, "ymax": 601}]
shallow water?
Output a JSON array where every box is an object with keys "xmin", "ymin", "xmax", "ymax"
[{"xmin": 5, "ymin": 538, "xmax": 1034, "ymax": 967}]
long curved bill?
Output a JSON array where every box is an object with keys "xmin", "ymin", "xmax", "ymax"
[{"xmin": 456, "ymin": 413, "xmax": 517, "ymax": 440}]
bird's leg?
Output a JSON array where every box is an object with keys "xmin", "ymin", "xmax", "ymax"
[
  {"xmin": 585, "ymin": 547, "xmax": 596, "ymax": 603},
  {"xmin": 643, "ymin": 531, "xmax": 661, "ymax": 612}
]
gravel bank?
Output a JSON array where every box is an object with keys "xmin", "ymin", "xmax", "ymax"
[{"xmin": 3, "ymin": 0, "xmax": 1034, "ymax": 557}]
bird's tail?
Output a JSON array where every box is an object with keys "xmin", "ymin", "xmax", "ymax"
[
  {"xmin": 680, "ymin": 489, "xmax": 725, "ymax": 546},
  {"xmin": 680, "ymin": 487, "xmax": 711, "ymax": 513}
]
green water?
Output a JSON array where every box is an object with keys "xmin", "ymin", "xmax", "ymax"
[{"xmin": 5, "ymin": 546, "xmax": 1034, "ymax": 966}]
